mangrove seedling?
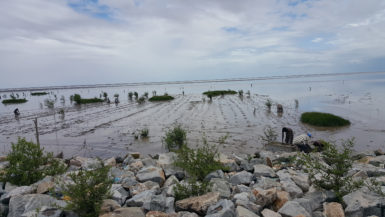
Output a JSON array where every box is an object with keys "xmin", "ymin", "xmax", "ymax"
[
  {"xmin": 137, "ymin": 96, "xmax": 146, "ymax": 104},
  {"xmin": 163, "ymin": 124, "xmax": 187, "ymax": 151},
  {"xmin": 259, "ymin": 125, "xmax": 278, "ymax": 145},
  {"xmin": 265, "ymin": 99, "xmax": 272, "ymax": 110},
  {"xmin": 134, "ymin": 92, "xmax": 139, "ymax": 99},
  {"xmin": 140, "ymin": 128, "xmax": 149, "ymax": 138},
  {"xmin": 144, "ymin": 92, "xmax": 149, "ymax": 98},
  {"xmin": 128, "ymin": 92, "xmax": 133, "ymax": 100}
]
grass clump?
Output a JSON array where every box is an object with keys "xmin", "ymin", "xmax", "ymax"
[
  {"xmin": 137, "ymin": 96, "xmax": 146, "ymax": 104},
  {"xmin": 2, "ymin": 98, "xmax": 27, "ymax": 104},
  {"xmin": 259, "ymin": 125, "xmax": 278, "ymax": 145},
  {"xmin": 163, "ymin": 125, "xmax": 187, "ymax": 151},
  {"xmin": 149, "ymin": 95, "xmax": 174, "ymax": 101},
  {"xmin": 72, "ymin": 94, "xmax": 104, "ymax": 104},
  {"xmin": 297, "ymin": 139, "xmax": 362, "ymax": 202},
  {"xmin": 61, "ymin": 162, "xmax": 112, "ymax": 217},
  {"xmin": 202, "ymin": 90, "xmax": 237, "ymax": 98},
  {"xmin": 265, "ymin": 99, "xmax": 272, "ymax": 110},
  {"xmin": 1, "ymin": 138, "xmax": 66, "ymax": 186},
  {"xmin": 31, "ymin": 92, "xmax": 48, "ymax": 96},
  {"xmin": 301, "ymin": 112, "xmax": 350, "ymax": 127},
  {"xmin": 174, "ymin": 180, "xmax": 211, "ymax": 201},
  {"xmin": 140, "ymin": 128, "xmax": 149, "ymax": 138}
]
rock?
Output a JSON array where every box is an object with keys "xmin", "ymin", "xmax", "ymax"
[
  {"xmin": 272, "ymin": 191, "xmax": 289, "ymax": 211},
  {"xmin": 70, "ymin": 156, "xmax": 101, "ymax": 169},
  {"xmin": 210, "ymin": 178, "xmax": 231, "ymax": 199},
  {"xmin": 22, "ymin": 206, "xmax": 63, "ymax": 217},
  {"xmin": 233, "ymin": 185, "xmax": 251, "ymax": 194},
  {"xmin": 126, "ymin": 190, "xmax": 156, "ymax": 207},
  {"xmin": 291, "ymin": 174, "xmax": 309, "ymax": 192},
  {"xmin": 4, "ymin": 182, "xmax": 18, "ymax": 192},
  {"xmin": 146, "ymin": 211, "xmax": 178, "ymax": 217},
  {"xmin": 233, "ymin": 192, "xmax": 251, "ymax": 202},
  {"xmin": 374, "ymin": 149, "xmax": 384, "ymax": 156},
  {"xmin": 343, "ymin": 188, "xmax": 383, "ymax": 217},
  {"xmin": 177, "ymin": 211, "xmax": 199, "ymax": 217},
  {"xmin": 312, "ymin": 211, "xmax": 324, "ymax": 217},
  {"xmin": 165, "ymin": 197, "xmax": 175, "ymax": 213},
  {"xmin": 142, "ymin": 158, "xmax": 157, "ymax": 167},
  {"xmin": 253, "ymin": 164, "xmax": 276, "ymax": 178},
  {"xmin": 252, "ymin": 187, "xmax": 277, "ymax": 207},
  {"xmin": 278, "ymin": 201, "xmax": 310, "ymax": 217},
  {"xmin": 323, "ymin": 202, "xmax": 344, "ymax": 217},
  {"xmin": 261, "ymin": 209, "xmax": 282, "ymax": 217},
  {"xmin": 122, "ymin": 155, "xmax": 135, "ymax": 167},
  {"xmin": 116, "ymin": 156, "xmax": 124, "ymax": 164},
  {"xmin": 36, "ymin": 180, "xmax": 54, "ymax": 194},
  {"xmin": 165, "ymin": 184, "xmax": 176, "ymax": 197},
  {"xmin": 157, "ymin": 153, "xmax": 177, "ymax": 168},
  {"xmin": 352, "ymin": 163, "xmax": 385, "ymax": 177},
  {"xmin": 105, "ymin": 157, "xmax": 117, "ymax": 166},
  {"xmin": 352, "ymin": 170, "xmax": 368, "ymax": 182},
  {"xmin": 164, "ymin": 175, "xmax": 179, "ymax": 188},
  {"xmin": 253, "ymin": 177, "xmax": 281, "ymax": 190},
  {"xmin": 129, "ymin": 181, "xmax": 160, "ymax": 196},
  {"xmin": 8, "ymin": 194, "xmax": 66, "ymax": 217},
  {"xmin": 230, "ymin": 171, "xmax": 253, "ymax": 185},
  {"xmin": 206, "ymin": 199, "xmax": 235, "ymax": 217},
  {"xmin": 130, "ymin": 152, "xmax": 141, "ymax": 159},
  {"xmin": 204, "ymin": 170, "xmax": 225, "ymax": 182},
  {"xmin": 100, "ymin": 199, "xmax": 121, "ymax": 215},
  {"xmin": 142, "ymin": 193, "xmax": 168, "ymax": 212},
  {"xmin": 234, "ymin": 200, "xmax": 262, "ymax": 214},
  {"xmin": 111, "ymin": 184, "xmax": 130, "ymax": 205},
  {"xmin": 240, "ymin": 158, "xmax": 265, "ymax": 172},
  {"xmin": 368, "ymin": 155, "xmax": 385, "ymax": 167},
  {"xmin": 218, "ymin": 153, "xmax": 240, "ymax": 172},
  {"xmin": 136, "ymin": 166, "xmax": 166, "ymax": 186},
  {"xmin": 0, "ymin": 203, "xmax": 8, "ymax": 217},
  {"xmin": 130, "ymin": 161, "xmax": 144, "ymax": 172},
  {"xmin": 236, "ymin": 206, "xmax": 260, "ymax": 217},
  {"xmin": 1, "ymin": 186, "xmax": 35, "ymax": 204},
  {"xmin": 279, "ymin": 179, "xmax": 303, "ymax": 199},
  {"xmin": 105, "ymin": 207, "xmax": 145, "ymax": 217},
  {"xmin": 175, "ymin": 192, "xmax": 220, "ymax": 215}
]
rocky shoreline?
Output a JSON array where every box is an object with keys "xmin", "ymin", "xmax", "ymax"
[{"xmin": 0, "ymin": 149, "xmax": 384, "ymax": 217}]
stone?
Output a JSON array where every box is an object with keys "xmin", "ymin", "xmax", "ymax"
[
  {"xmin": 136, "ymin": 166, "xmax": 166, "ymax": 186},
  {"xmin": 21, "ymin": 206, "xmax": 63, "ymax": 217},
  {"xmin": 204, "ymin": 170, "xmax": 225, "ymax": 182},
  {"xmin": 105, "ymin": 157, "xmax": 117, "ymax": 167},
  {"xmin": 261, "ymin": 209, "xmax": 282, "ymax": 217},
  {"xmin": 8, "ymin": 194, "xmax": 66, "ymax": 217},
  {"xmin": 279, "ymin": 179, "xmax": 303, "ymax": 199},
  {"xmin": 106, "ymin": 207, "xmax": 145, "ymax": 217},
  {"xmin": 146, "ymin": 211, "xmax": 178, "ymax": 217},
  {"xmin": 100, "ymin": 199, "xmax": 121, "ymax": 215},
  {"xmin": 4, "ymin": 182, "xmax": 18, "ymax": 192},
  {"xmin": 142, "ymin": 158, "xmax": 157, "ymax": 167},
  {"xmin": 252, "ymin": 187, "xmax": 277, "ymax": 207},
  {"xmin": 177, "ymin": 211, "xmax": 199, "ymax": 217},
  {"xmin": 157, "ymin": 153, "xmax": 177, "ymax": 168},
  {"xmin": 374, "ymin": 149, "xmax": 384, "ymax": 156},
  {"xmin": 343, "ymin": 188, "xmax": 383, "ymax": 217},
  {"xmin": 70, "ymin": 156, "xmax": 101, "ymax": 169},
  {"xmin": 1, "ymin": 186, "xmax": 35, "ymax": 204},
  {"xmin": 111, "ymin": 184, "xmax": 130, "ymax": 205},
  {"xmin": 352, "ymin": 163, "xmax": 385, "ymax": 177},
  {"xmin": 130, "ymin": 152, "xmax": 141, "ymax": 159},
  {"xmin": 233, "ymin": 185, "xmax": 251, "ymax": 194},
  {"xmin": 175, "ymin": 192, "xmax": 220, "ymax": 215},
  {"xmin": 236, "ymin": 206, "xmax": 260, "ymax": 217},
  {"xmin": 233, "ymin": 192, "xmax": 251, "ymax": 202},
  {"xmin": 37, "ymin": 181, "xmax": 54, "ymax": 194},
  {"xmin": 165, "ymin": 197, "xmax": 175, "ymax": 213},
  {"xmin": 323, "ymin": 202, "xmax": 345, "ymax": 217},
  {"xmin": 368, "ymin": 155, "xmax": 385, "ymax": 167},
  {"xmin": 206, "ymin": 199, "xmax": 235, "ymax": 217},
  {"xmin": 126, "ymin": 190, "xmax": 156, "ymax": 207},
  {"xmin": 122, "ymin": 155, "xmax": 135, "ymax": 167},
  {"xmin": 142, "ymin": 193, "xmax": 168, "ymax": 212},
  {"xmin": 278, "ymin": 201, "xmax": 310, "ymax": 217},
  {"xmin": 164, "ymin": 175, "xmax": 179, "ymax": 188},
  {"xmin": 218, "ymin": 153, "xmax": 240, "ymax": 172},
  {"xmin": 210, "ymin": 178, "xmax": 231, "ymax": 198},
  {"xmin": 272, "ymin": 190, "xmax": 289, "ymax": 212},
  {"xmin": 291, "ymin": 174, "xmax": 309, "ymax": 192},
  {"xmin": 129, "ymin": 181, "xmax": 160, "ymax": 196},
  {"xmin": 130, "ymin": 161, "xmax": 144, "ymax": 172},
  {"xmin": 234, "ymin": 200, "xmax": 262, "ymax": 214},
  {"xmin": 253, "ymin": 177, "xmax": 281, "ymax": 190},
  {"xmin": 253, "ymin": 164, "xmax": 276, "ymax": 178},
  {"xmin": 230, "ymin": 171, "xmax": 253, "ymax": 185}
]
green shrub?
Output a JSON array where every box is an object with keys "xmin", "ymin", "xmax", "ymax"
[
  {"xmin": 44, "ymin": 99, "xmax": 55, "ymax": 109},
  {"xmin": 174, "ymin": 179, "xmax": 212, "ymax": 201},
  {"xmin": 259, "ymin": 125, "xmax": 278, "ymax": 145},
  {"xmin": 2, "ymin": 99, "xmax": 27, "ymax": 104},
  {"xmin": 149, "ymin": 95, "xmax": 174, "ymax": 101},
  {"xmin": 137, "ymin": 96, "xmax": 146, "ymax": 104},
  {"xmin": 72, "ymin": 94, "xmax": 104, "ymax": 104},
  {"xmin": 265, "ymin": 99, "xmax": 272, "ymax": 110},
  {"xmin": 61, "ymin": 163, "xmax": 112, "ymax": 217},
  {"xmin": 31, "ymin": 92, "xmax": 48, "ymax": 96},
  {"xmin": 300, "ymin": 112, "xmax": 350, "ymax": 127},
  {"xmin": 163, "ymin": 125, "xmax": 187, "ymax": 151},
  {"xmin": 297, "ymin": 139, "xmax": 362, "ymax": 202},
  {"xmin": 140, "ymin": 128, "xmax": 149, "ymax": 138},
  {"xmin": 238, "ymin": 90, "xmax": 243, "ymax": 96},
  {"xmin": 202, "ymin": 90, "xmax": 237, "ymax": 97},
  {"xmin": 144, "ymin": 92, "xmax": 149, "ymax": 98},
  {"xmin": 1, "ymin": 138, "xmax": 66, "ymax": 186},
  {"xmin": 134, "ymin": 92, "xmax": 139, "ymax": 99}
]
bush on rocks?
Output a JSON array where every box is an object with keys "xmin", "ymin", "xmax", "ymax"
[{"xmin": 1, "ymin": 137, "xmax": 66, "ymax": 186}]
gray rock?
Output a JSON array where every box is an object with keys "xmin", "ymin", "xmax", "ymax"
[
  {"xmin": 166, "ymin": 197, "xmax": 175, "ymax": 213},
  {"xmin": 240, "ymin": 158, "xmax": 265, "ymax": 172},
  {"xmin": 8, "ymin": 194, "xmax": 66, "ymax": 217},
  {"xmin": 206, "ymin": 199, "xmax": 235, "ymax": 217},
  {"xmin": 236, "ymin": 206, "xmax": 260, "ymax": 217},
  {"xmin": 279, "ymin": 179, "xmax": 303, "ymax": 199},
  {"xmin": 252, "ymin": 188, "xmax": 277, "ymax": 207},
  {"xmin": 234, "ymin": 200, "xmax": 262, "ymax": 214},
  {"xmin": 1, "ymin": 186, "xmax": 35, "ymax": 204},
  {"xmin": 233, "ymin": 185, "xmax": 251, "ymax": 194},
  {"xmin": 21, "ymin": 206, "xmax": 63, "ymax": 217},
  {"xmin": 143, "ymin": 193, "xmax": 167, "ymax": 212},
  {"xmin": 129, "ymin": 181, "xmax": 160, "ymax": 196},
  {"xmin": 293, "ymin": 198, "xmax": 313, "ymax": 215},
  {"xmin": 136, "ymin": 166, "xmax": 166, "ymax": 186},
  {"xmin": 300, "ymin": 190, "xmax": 336, "ymax": 213},
  {"xmin": 291, "ymin": 173, "xmax": 309, "ymax": 192},
  {"xmin": 110, "ymin": 207, "xmax": 145, "ymax": 217},
  {"xmin": 126, "ymin": 190, "xmax": 156, "ymax": 207},
  {"xmin": 312, "ymin": 211, "xmax": 324, "ymax": 217},
  {"xmin": 261, "ymin": 208, "xmax": 281, "ymax": 217},
  {"xmin": 211, "ymin": 178, "xmax": 231, "ymax": 199},
  {"xmin": 122, "ymin": 155, "xmax": 135, "ymax": 167},
  {"xmin": 141, "ymin": 158, "xmax": 156, "ymax": 167},
  {"xmin": 368, "ymin": 155, "xmax": 385, "ymax": 167},
  {"xmin": 178, "ymin": 211, "xmax": 199, "ymax": 217},
  {"xmin": 352, "ymin": 163, "xmax": 385, "ymax": 177},
  {"xmin": 253, "ymin": 177, "xmax": 281, "ymax": 190},
  {"xmin": 0, "ymin": 203, "xmax": 8, "ymax": 217},
  {"xmin": 343, "ymin": 188, "xmax": 384, "ymax": 217},
  {"xmin": 253, "ymin": 164, "xmax": 276, "ymax": 178},
  {"xmin": 230, "ymin": 171, "xmax": 253, "ymax": 185},
  {"xmin": 71, "ymin": 156, "xmax": 101, "ymax": 169},
  {"xmin": 4, "ymin": 183, "xmax": 18, "ymax": 193},
  {"xmin": 110, "ymin": 184, "xmax": 129, "ymax": 205},
  {"xmin": 157, "ymin": 153, "xmax": 177, "ymax": 168},
  {"xmin": 218, "ymin": 154, "xmax": 240, "ymax": 172},
  {"xmin": 121, "ymin": 176, "xmax": 138, "ymax": 189},
  {"xmin": 204, "ymin": 170, "xmax": 225, "ymax": 182},
  {"xmin": 233, "ymin": 192, "xmax": 250, "ymax": 202},
  {"xmin": 164, "ymin": 175, "xmax": 179, "ymax": 187},
  {"xmin": 278, "ymin": 201, "xmax": 310, "ymax": 217}
]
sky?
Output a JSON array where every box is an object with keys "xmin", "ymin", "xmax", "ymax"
[{"xmin": 1, "ymin": 0, "xmax": 385, "ymax": 88}]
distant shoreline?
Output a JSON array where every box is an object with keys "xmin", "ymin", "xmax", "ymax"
[{"xmin": 1, "ymin": 71, "xmax": 384, "ymax": 93}]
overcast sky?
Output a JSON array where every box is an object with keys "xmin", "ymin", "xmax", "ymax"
[{"xmin": 1, "ymin": 0, "xmax": 385, "ymax": 88}]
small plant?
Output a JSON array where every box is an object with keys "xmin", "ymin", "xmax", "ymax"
[
  {"xmin": 128, "ymin": 92, "xmax": 133, "ymax": 100},
  {"xmin": 174, "ymin": 179, "xmax": 212, "ymax": 201},
  {"xmin": 163, "ymin": 125, "xmax": 187, "ymax": 151},
  {"xmin": 300, "ymin": 112, "xmax": 350, "ymax": 127},
  {"xmin": 103, "ymin": 92, "xmax": 108, "ymax": 100},
  {"xmin": 1, "ymin": 138, "xmax": 66, "ymax": 186},
  {"xmin": 137, "ymin": 96, "xmax": 146, "ymax": 104},
  {"xmin": 44, "ymin": 99, "xmax": 55, "ymax": 109},
  {"xmin": 140, "ymin": 128, "xmax": 149, "ymax": 138},
  {"xmin": 259, "ymin": 125, "xmax": 278, "ymax": 145},
  {"xmin": 149, "ymin": 95, "xmax": 174, "ymax": 101},
  {"xmin": 61, "ymin": 162, "xmax": 112, "ymax": 217},
  {"xmin": 297, "ymin": 139, "xmax": 365, "ymax": 202},
  {"xmin": 114, "ymin": 93, "xmax": 119, "ymax": 98},
  {"xmin": 238, "ymin": 90, "xmax": 243, "ymax": 97},
  {"xmin": 134, "ymin": 92, "xmax": 139, "ymax": 99},
  {"xmin": 218, "ymin": 133, "xmax": 229, "ymax": 144},
  {"xmin": 265, "ymin": 99, "xmax": 272, "ymax": 110},
  {"xmin": 144, "ymin": 92, "xmax": 149, "ymax": 98}
]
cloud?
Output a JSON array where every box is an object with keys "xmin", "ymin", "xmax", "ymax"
[{"xmin": 0, "ymin": 0, "xmax": 385, "ymax": 88}]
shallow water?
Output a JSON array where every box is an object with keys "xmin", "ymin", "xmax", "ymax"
[{"xmin": 0, "ymin": 72, "xmax": 384, "ymax": 158}]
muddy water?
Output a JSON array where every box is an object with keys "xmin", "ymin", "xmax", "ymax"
[{"xmin": 0, "ymin": 72, "xmax": 384, "ymax": 158}]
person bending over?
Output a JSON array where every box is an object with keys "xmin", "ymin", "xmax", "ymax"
[
  {"xmin": 282, "ymin": 127, "xmax": 293, "ymax": 144},
  {"xmin": 293, "ymin": 133, "xmax": 312, "ymax": 153}
]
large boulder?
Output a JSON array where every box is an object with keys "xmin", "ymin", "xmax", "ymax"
[
  {"xmin": 110, "ymin": 184, "xmax": 130, "ymax": 206},
  {"xmin": 8, "ymin": 194, "xmax": 66, "ymax": 217},
  {"xmin": 251, "ymin": 187, "xmax": 277, "ymax": 207},
  {"xmin": 253, "ymin": 164, "xmax": 276, "ymax": 178},
  {"xmin": 101, "ymin": 207, "xmax": 145, "ymax": 217},
  {"xmin": 253, "ymin": 177, "xmax": 281, "ymax": 190},
  {"xmin": 1, "ymin": 186, "xmax": 35, "ymax": 204},
  {"xmin": 323, "ymin": 202, "xmax": 345, "ymax": 217},
  {"xmin": 277, "ymin": 201, "xmax": 310, "ymax": 217},
  {"xmin": 368, "ymin": 155, "xmax": 385, "ymax": 167},
  {"xmin": 204, "ymin": 170, "xmax": 225, "ymax": 182},
  {"xmin": 230, "ymin": 171, "xmax": 253, "ymax": 185},
  {"xmin": 210, "ymin": 178, "xmax": 231, "ymax": 199},
  {"xmin": 136, "ymin": 166, "xmax": 166, "ymax": 186},
  {"xmin": 175, "ymin": 192, "xmax": 220, "ymax": 215},
  {"xmin": 272, "ymin": 190, "xmax": 290, "ymax": 212},
  {"xmin": 129, "ymin": 181, "xmax": 160, "ymax": 196},
  {"xmin": 205, "ymin": 199, "xmax": 235, "ymax": 217},
  {"xmin": 126, "ymin": 190, "xmax": 156, "ymax": 207},
  {"xmin": 279, "ymin": 179, "xmax": 303, "ymax": 199},
  {"xmin": 236, "ymin": 206, "xmax": 260, "ymax": 217},
  {"xmin": 343, "ymin": 188, "xmax": 384, "ymax": 217},
  {"xmin": 261, "ymin": 209, "xmax": 282, "ymax": 217}
]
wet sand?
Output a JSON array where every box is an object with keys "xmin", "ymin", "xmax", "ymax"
[{"xmin": 0, "ymin": 72, "xmax": 384, "ymax": 158}]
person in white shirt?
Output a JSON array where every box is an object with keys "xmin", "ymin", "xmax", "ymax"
[{"xmin": 293, "ymin": 133, "xmax": 312, "ymax": 153}]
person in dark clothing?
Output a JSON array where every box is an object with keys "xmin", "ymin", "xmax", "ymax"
[
  {"xmin": 282, "ymin": 127, "xmax": 293, "ymax": 144},
  {"xmin": 14, "ymin": 108, "xmax": 20, "ymax": 116}
]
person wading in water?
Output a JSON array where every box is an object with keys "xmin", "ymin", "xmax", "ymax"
[{"xmin": 282, "ymin": 127, "xmax": 293, "ymax": 144}]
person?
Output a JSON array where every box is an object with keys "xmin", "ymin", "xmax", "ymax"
[
  {"xmin": 293, "ymin": 133, "xmax": 312, "ymax": 153},
  {"xmin": 14, "ymin": 108, "xmax": 20, "ymax": 116},
  {"xmin": 282, "ymin": 127, "xmax": 293, "ymax": 144}
]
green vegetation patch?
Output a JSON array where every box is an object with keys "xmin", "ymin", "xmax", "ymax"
[
  {"xmin": 73, "ymin": 94, "xmax": 104, "ymax": 104},
  {"xmin": 203, "ymin": 90, "xmax": 237, "ymax": 97},
  {"xmin": 2, "ymin": 99, "xmax": 28, "ymax": 104},
  {"xmin": 149, "ymin": 95, "xmax": 174, "ymax": 101},
  {"xmin": 300, "ymin": 112, "xmax": 350, "ymax": 127},
  {"xmin": 31, "ymin": 92, "xmax": 48, "ymax": 96}
]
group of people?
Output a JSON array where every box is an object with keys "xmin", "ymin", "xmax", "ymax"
[{"xmin": 282, "ymin": 127, "xmax": 323, "ymax": 153}]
